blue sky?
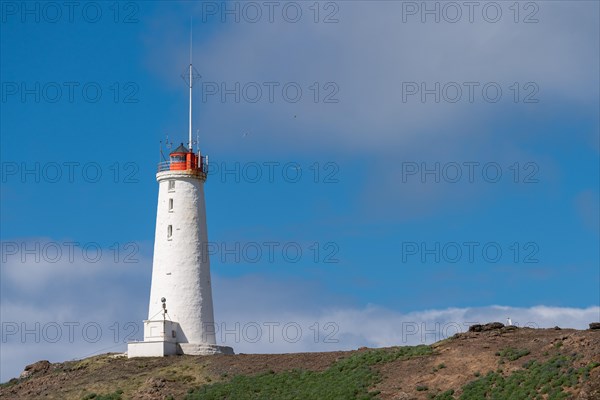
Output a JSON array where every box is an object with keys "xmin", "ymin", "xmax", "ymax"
[{"xmin": 1, "ymin": 0, "xmax": 599, "ymax": 382}]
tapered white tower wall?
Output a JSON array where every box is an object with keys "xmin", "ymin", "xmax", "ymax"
[
  {"xmin": 128, "ymin": 156, "xmax": 233, "ymax": 357},
  {"xmin": 149, "ymin": 170, "xmax": 214, "ymax": 344}
]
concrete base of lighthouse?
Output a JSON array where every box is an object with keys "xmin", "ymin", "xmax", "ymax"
[
  {"xmin": 127, "ymin": 319, "xmax": 234, "ymax": 358},
  {"xmin": 128, "ymin": 340, "xmax": 179, "ymax": 357},
  {"xmin": 128, "ymin": 342, "xmax": 233, "ymax": 357},
  {"xmin": 179, "ymin": 343, "xmax": 234, "ymax": 355}
]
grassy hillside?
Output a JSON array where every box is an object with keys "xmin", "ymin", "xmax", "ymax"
[{"xmin": 2, "ymin": 326, "xmax": 599, "ymax": 400}]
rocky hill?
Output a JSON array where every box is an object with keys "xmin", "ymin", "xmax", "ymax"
[{"xmin": 2, "ymin": 324, "xmax": 599, "ymax": 400}]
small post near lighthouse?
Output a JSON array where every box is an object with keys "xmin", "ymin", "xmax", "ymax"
[{"xmin": 128, "ymin": 37, "xmax": 233, "ymax": 357}]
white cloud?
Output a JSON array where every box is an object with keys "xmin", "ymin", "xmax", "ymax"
[
  {"xmin": 4, "ymin": 300, "xmax": 597, "ymax": 382},
  {"xmin": 141, "ymin": 1, "xmax": 599, "ymax": 154},
  {"xmin": 2, "ymin": 255, "xmax": 598, "ymax": 382},
  {"xmin": 216, "ymin": 303, "xmax": 600, "ymax": 354},
  {"xmin": 138, "ymin": 2, "xmax": 599, "ymax": 221}
]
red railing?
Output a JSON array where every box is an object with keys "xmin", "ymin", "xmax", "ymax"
[{"xmin": 157, "ymin": 155, "xmax": 208, "ymax": 174}]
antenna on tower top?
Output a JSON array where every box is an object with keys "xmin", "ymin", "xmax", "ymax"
[
  {"xmin": 188, "ymin": 17, "xmax": 193, "ymax": 152},
  {"xmin": 181, "ymin": 19, "xmax": 201, "ymax": 153}
]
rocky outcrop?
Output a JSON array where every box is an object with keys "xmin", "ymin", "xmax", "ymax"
[
  {"xmin": 19, "ymin": 360, "xmax": 50, "ymax": 379},
  {"xmin": 468, "ymin": 322, "xmax": 504, "ymax": 332}
]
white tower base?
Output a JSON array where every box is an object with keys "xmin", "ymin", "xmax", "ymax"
[
  {"xmin": 127, "ymin": 319, "xmax": 233, "ymax": 358},
  {"xmin": 128, "ymin": 342, "xmax": 233, "ymax": 358},
  {"xmin": 128, "ymin": 341, "xmax": 179, "ymax": 358},
  {"xmin": 179, "ymin": 343, "xmax": 234, "ymax": 356}
]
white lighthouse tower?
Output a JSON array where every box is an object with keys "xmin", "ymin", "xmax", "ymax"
[{"xmin": 128, "ymin": 48, "xmax": 233, "ymax": 357}]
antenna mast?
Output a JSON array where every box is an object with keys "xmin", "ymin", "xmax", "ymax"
[{"xmin": 188, "ymin": 19, "xmax": 193, "ymax": 152}]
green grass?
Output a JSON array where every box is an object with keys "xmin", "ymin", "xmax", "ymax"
[
  {"xmin": 431, "ymin": 389, "xmax": 455, "ymax": 399},
  {"xmin": 431, "ymin": 354, "xmax": 599, "ymax": 400},
  {"xmin": 433, "ymin": 363, "xmax": 447, "ymax": 372},
  {"xmin": 81, "ymin": 389, "xmax": 123, "ymax": 400},
  {"xmin": 186, "ymin": 348, "xmax": 597, "ymax": 400},
  {"xmin": 495, "ymin": 348, "xmax": 531, "ymax": 361},
  {"xmin": 185, "ymin": 345, "xmax": 432, "ymax": 400}
]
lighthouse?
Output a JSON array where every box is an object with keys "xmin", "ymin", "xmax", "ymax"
[{"xmin": 127, "ymin": 49, "xmax": 233, "ymax": 357}]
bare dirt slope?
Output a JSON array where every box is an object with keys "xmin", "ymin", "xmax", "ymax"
[{"xmin": 2, "ymin": 326, "xmax": 599, "ymax": 400}]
